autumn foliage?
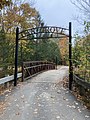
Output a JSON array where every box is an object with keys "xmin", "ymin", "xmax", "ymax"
[{"xmin": 58, "ymin": 36, "xmax": 69, "ymax": 64}]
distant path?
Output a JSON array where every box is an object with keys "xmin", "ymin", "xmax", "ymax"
[{"xmin": 0, "ymin": 66, "xmax": 90, "ymax": 120}]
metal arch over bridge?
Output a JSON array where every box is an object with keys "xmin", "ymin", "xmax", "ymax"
[
  {"xmin": 14, "ymin": 22, "xmax": 73, "ymax": 90},
  {"xmin": 18, "ymin": 26, "xmax": 69, "ymax": 40}
]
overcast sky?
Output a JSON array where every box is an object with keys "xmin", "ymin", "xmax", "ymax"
[{"xmin": 34, "ymin": 0, "xmax": 84, "ymax": 36}]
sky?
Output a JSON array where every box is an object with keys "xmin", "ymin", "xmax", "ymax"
[{"xmin": 34, "ymin": 0, "xmax": 84, "ymax": 36}]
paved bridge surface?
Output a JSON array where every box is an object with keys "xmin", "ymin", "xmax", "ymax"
[{"xmin": 0, "ymin": 66, "xmax": 90, "ymax": 120}]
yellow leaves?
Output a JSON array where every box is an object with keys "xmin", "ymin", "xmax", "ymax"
[
  {"xmin": 59, "ymin": 37, "xmax": 68, "ymax": 60},
  {"xmin": 0, "ymin": 0, "xmax": 11, "ymax": 9},
  {"xmin": 20, "ymin": 3, "xmax": 37, "ymax": 17},
  {"xmin": 2, "ymin": 1, "xmax": 39, "ymax": 32},
  {"xmin": 20, "ymin": 40, "xmax": 27, "ymax": 44}
]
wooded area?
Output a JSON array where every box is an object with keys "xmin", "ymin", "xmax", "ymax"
[
  {"xmin": 71, "ymin": 0, "xmax": 90, "ymax": 82},
  {"xmin": 73, "ymin": 34, "xmax": 90, "ymax": 82},
  {"xmin": 0, "ymin": 0, "xmax": 63, "ymax": 78},
  {"xmin": 0, "ymin": 0, "xmax": 90, "ymax": 83}
]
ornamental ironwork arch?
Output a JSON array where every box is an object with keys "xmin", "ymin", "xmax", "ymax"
[
  {"xmin": 14, "ymin": 22, "xmax": 73, "ymax": 90},
  {"xmin": 18, "ymin": 26, "xmax": 69, "ymax": 40}
]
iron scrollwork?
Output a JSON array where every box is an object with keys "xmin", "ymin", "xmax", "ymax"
[{"xmin": 18, "ymin": 26, "xmax": 69, "ymax": 40}]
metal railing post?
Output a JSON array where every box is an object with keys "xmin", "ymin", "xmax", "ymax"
[
  {"xmin": 55, "ymin": 56, "xmax": 57, "ymax": 70},
  {"xmin": 14, "ymin": 27, "xmax": 19, "ymax": 86},
  {"xmin": 69, "ymin": 22, "xmax": 73, "ymax": 90}
]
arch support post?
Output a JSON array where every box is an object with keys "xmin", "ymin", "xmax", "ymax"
[
  {"xmin": 69, "ymin": 22, "xmax": 73, "ymax": 90},
  {"xmin": 14, "ymin": 27, "xmax": 19, "ymax": 86}
]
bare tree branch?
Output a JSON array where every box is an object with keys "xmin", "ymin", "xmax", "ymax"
[
  {"xmin": 70, "ymin": 0, "xmax": 90, "ymax": 24},
  {"xmin": 70, "ymin": 0, "xmax": 90, "ymax": 13}
]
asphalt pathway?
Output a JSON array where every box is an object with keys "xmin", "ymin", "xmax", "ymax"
[{"xmin": 0, "ymin": 66, "xmax": 90, "ymax": 120}]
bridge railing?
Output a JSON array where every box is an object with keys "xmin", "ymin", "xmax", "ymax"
[
  {"xmin": 73, "ymin": 74, "xmax": 90, "ymax": 89},
  {"xmin": 73, "ymin": 74, "xmax": 90, "ymax": 102},
  {"xmin": 22, "ymin": 61, "xmax": 55, "ymax": 81}
]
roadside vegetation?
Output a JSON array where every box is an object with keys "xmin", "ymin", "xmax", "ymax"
[
  {"xmin": 0, "ymin": 0, "xmax": 62, "ymax": 78},
  {"xmin": 71, "ymin": 0, "xmax": 90, "ymax": 82}
]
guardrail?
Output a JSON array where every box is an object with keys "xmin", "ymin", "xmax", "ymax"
[
  {"xmin": 73, "ymin": 74, "xmax": 90, "ymax": 89},
  {"xmin": 22, "ymin": 61, "xmax": 55, "ymax": 81},
  {"xmin": 73, "ymin": 74, "xmax": 90, "ymax": 102},
  {"xmin": 0, "ymin": 73, "xmax": 22, "ymax": 85}
]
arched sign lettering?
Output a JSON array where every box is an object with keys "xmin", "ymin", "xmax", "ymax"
[{"xmin": 18, "ymin": 26, "xmax": 69, "ymax": 40}]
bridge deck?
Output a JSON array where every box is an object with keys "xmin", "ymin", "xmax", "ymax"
[{"xmin": 0, "ymin": 66, "xmax": 90, "ymax": 120}]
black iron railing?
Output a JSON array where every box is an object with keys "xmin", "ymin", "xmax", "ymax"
[{"xmin": 22, "ymin": 61, "xmax": 55, "ymax": 81}]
